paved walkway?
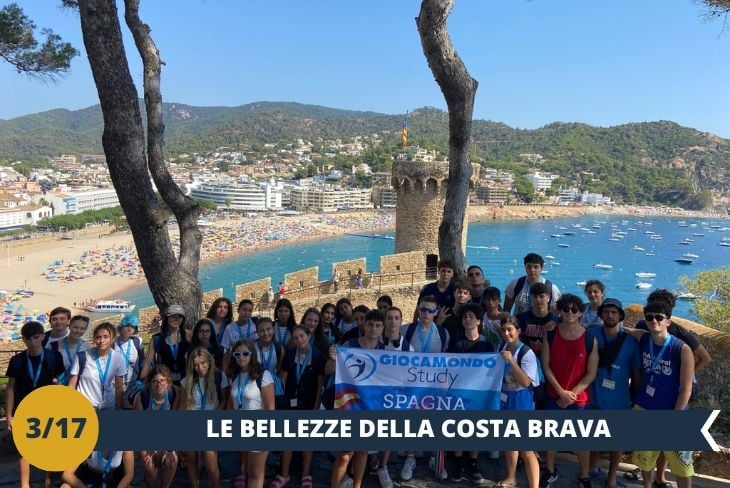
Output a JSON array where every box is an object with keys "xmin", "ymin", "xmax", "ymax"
[{"xmin": 1, "ymin": 447, "xmax": 728, "ymax": 488}]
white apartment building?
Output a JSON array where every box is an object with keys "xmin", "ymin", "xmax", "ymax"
[
  {"xmin": 41, "ymin": 189, "xmax": 120, "ymax": 216},
  {"xmin": 526, "ymin": 172, "xmax": 559, "ymax": 191},
  {"xmin": 289, "ymin": 187, "xmax": 373, "ymax": 212},
  {"xmin": 581, "ymin": 191, "xmax": 612, "ymax": 205},
  {"xmin": 0, "ymin": 205, "xmax": 52, "ymax": 230},
  {"xmin": 190, "ymin": 178, "xmax": 283, "ymax": 211}
]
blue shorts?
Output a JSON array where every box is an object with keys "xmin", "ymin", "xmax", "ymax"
[
  {"xmin": 501, "ymin": 388, "xmax": 535, "ymax": 411},
  {"xmin": 545, "ymin": 396, "xmax": 587, "ymax": 410}
]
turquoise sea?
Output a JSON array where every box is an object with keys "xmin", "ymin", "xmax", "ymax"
[{"xmin": 120, "ymin": 215, "xmax": 729, "ymax": 322}]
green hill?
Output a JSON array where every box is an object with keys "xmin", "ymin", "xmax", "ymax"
[{"xmin": 0, "ymin": 102, "xmax": 727, "ymax": 209}]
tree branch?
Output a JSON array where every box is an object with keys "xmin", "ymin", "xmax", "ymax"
[{"xmin": 123, "ymin": 0, "xmax": 202, "ymax": 272}]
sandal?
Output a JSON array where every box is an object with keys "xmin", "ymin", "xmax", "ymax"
[
  {"xmin": 495, "ymin": 481, "xmax": 517, "ymax": 488},
  {"xmin": 301, "ymin": 475, "xmax": 313, "ymax": 488},
  {"xmin": 269, "ymin": 474, "xmax": 290, "ymax": 488},
  {"xmin": 623, "ymin": 468, "xmax": 641, "ymax": 482},
  {"xmin": 589, "ymin": 468, "xmax": 604, "ymax": 479},
  {"xmin": 234, "ymin": 474, "xmax": 248, "ymax": 488}
]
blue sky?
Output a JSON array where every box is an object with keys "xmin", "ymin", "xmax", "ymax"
[{"xmin": 3, "ymin": 0, "xmax": 730, "ymax": 137}]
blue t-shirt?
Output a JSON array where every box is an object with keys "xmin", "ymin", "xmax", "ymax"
[
  {"xmin": 635, "ymin": 334, "xmax": 686, "ymax": 410},
  {"xmin": 587, "ymin": 326, "xmax": 640, "ymax": 409}
]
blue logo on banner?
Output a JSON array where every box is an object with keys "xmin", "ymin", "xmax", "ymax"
[{"xmin": 345, "ymin": 352, "xmax": 377, "ymax": 381}]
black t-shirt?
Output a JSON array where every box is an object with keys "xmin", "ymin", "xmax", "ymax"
[
  {"xmin": 6, "ymin": 350, "xmax": 65, "ymax": 414},
  {"xmin": 282, "ymin": 347, "xmax": 325, "ymax": 410},
  {"xmin": 635, "ymin": 320, "xmax": 701, "ymax": 351},
  {"xmin": 516, "ymin": 310, "xmax": 560, "ymax": 346},
  {"xmin": 419, "ymin": 281, "xmax": 455, "ymax": 311}
]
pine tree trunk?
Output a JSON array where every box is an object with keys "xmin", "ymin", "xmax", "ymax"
[
  {"xmin": 417, "ymin": 0, "xmax": 478, "ymax": 278},
  {"xmin": 78, "ymin": 0, "xmax": 202, "ymax": 321}
]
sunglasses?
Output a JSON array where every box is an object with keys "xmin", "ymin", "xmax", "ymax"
[
  {"xmin": 644, "ymin": 314, "xmax": 667, "ymax": 323},
  {"xmin": 467, "ymin": 272, "xmax": 482, "ymax": 277},
  {"xmin": 560, "ymin": 306, "xmax": 580, "ymax": 314},
  {"xmin": 419, "ymin": 306, "xmax": 438, "ymax": 314},
  {"xmin": 231, "ymin": 351, "xmax": 252, "ymax": 358}
]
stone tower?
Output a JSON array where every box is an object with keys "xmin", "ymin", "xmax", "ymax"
[{"xmin": 391, "ymin": 158, "xmax": 480, "ymax": 260}]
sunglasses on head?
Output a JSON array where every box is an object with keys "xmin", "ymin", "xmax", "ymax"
[
  {"xmin": 560, "ymin": 306, "xmax": 580, "ymax": 314},
  {"xmin": 419, "ymin": 306, "xmax": 438, "ymax": 314},
  {"xmin": 644, "ymin": 313, "xmax": 667, "ymax": 323},
  {"xmin": 231, "ymin": 351, "xmax": 251, "ymax": 358}
]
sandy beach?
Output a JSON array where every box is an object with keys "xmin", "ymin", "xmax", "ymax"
[{"xmin": 0, "ymin": 203, "xmax": 725, "ymax": 340}]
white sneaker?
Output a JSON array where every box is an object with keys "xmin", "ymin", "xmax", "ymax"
[
  {"xmin": 377, "ymin": 467, "xmax": 394, "ymax": 488},
  {"xmin": 339, "ymin": 474, "xmax": 354, "ymax": 488},
  {"xmin": 401, "ymin": 456, "xmax": 416, "ymax": 481}
]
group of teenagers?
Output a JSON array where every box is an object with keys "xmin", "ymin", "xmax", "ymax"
[{"xmin": 4, "ymin": 251, "xmax": 711, "ymax": 488}]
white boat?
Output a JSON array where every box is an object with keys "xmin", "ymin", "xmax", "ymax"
[
  {"xmin": 635, "ymin": 272, "xmax": 656, "ymax": 279},
  {"xmin": 683, "ymin": 253, "xmax": 699, "ymax": 259},
  {"xmin": 650, "ymin": 235, "xmax": 663, "ymax": 240},
  {"xmin": 677, "ymin": 293, "xmax": 698, "ymax": 300},
  {"xmin": 551, "ymin": 234, "xmax": 562, "ymax": 238},
  {"xmin": 85, "ymin": 300, "xmax": 136, "ymax": 313},
  {"xmin": 719, "ymin": 242, "xmax": 730, "ymax": 247},
  {"xmin": 677, "ymin": 240, "xmax": 691, "ymax": 245},
  {"xmin": 558, "ymin": 243, "xmax": 571, "ymax": 248},
  {"xmin": 576, "ymin": 281, "xmax": 587, "ymax": 286},
  {"xmin": 545, "ymin": 255, "xmax": 556, "ymax": 260},
  {"xmin": 632, "ymin": 246, "xmax": 645, "ymax": 252},
  {"xmin": 645, "ymin": 252, "xmax": 655, "ymax": 256},
  {"xmin": 593, "ymin": 263, "xmax": 613, "ymax": 270},
  {"xmin": 693, "ymin": 233, "xmax": 704, "ymax": 237},
  {"xmin": 636, "ymin": 282, "xmax": 653, "ymax": 290},
  {"xmin": 552, "ymin": 262, "xmax": 561, "ymax": 266},
  {"xmin": 674, "ymin": 257, "xmax": 695, "ymax": 264}
]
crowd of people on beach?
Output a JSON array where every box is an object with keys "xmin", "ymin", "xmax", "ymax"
[{"xmin": 4, "ymin": 249, "xmax": 710, "ymax": 488}]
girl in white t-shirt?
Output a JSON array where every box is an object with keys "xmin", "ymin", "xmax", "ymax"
[
  {"xmin": 181, "ymin": 347, "xmax": 229, "ymax": 488},
  {"xmin": 227, "ymin": 339, "xmax": 275, "ymax": 488},
  {"xmin": 68, "ymin": 322, "xmax": 126, "ymax": 410}
]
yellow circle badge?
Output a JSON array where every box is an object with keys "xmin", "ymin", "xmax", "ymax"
[{"xmin": 11, "ymin": 385, "xmax": 99, "ymax": 471}]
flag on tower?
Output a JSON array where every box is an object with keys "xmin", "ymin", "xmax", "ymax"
[{"xmin": 401, "ymin": 111, "xmax": 408, "ymax": 149}]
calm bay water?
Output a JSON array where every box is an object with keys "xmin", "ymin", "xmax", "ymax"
[{"xmin": 120, "ymin": 215, "xmax": 729, "ymax": 321}]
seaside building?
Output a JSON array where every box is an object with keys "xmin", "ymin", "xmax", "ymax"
[
  {"xmin": 289, "ymin": 186, "xmax": 372, "ymax": 212},
  {"xmin": 526, "ymin": 171, "xmax": 559, "ymax": 191},
  {"xmin": 41, "ymin": 188, "xmax": 120, "ymax": 216},
  {"xmin": 372, "ymin": 186, "xmax": 397, "ymax": 208},
  {"xmin": 581, "ymin": 191, "xmax": 612, "ymax": 206},
  {"xmin": 476, "ymin": 185, "xmax": 511, "ymax": 204},
  {"xmin": 556, "ymin": 187, "xmax": 581, "ymax": 205},
  {"xmin": 189, "ymin": 177, "xmax": 283, "ymax": 211},
  {"xmin": 0, "ymin": 204, "xmax": 52, "ymax": 230}
]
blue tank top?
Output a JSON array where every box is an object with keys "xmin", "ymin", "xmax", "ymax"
[{"xmin": 636, "ymin": 333, "xmax": 685, "ymax": 410}]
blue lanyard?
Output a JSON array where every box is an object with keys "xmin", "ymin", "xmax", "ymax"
[
  {"xmin": 93, "ymin": 350, "xmax": 113, "ymax": 399},
  {"xmin": 196, "ymin": 381, "xmax": 207, "ymax": 410},
  {"xmin": 165, "ymin": 334, "xmax": 178, "ymax": 362},
  {"xmin": 117, "ymin": 339, "xmax": 133, "ymax": 381},
  {"xmin": 236, "ymin": 374, "xmax": 250, "ymax": 410},
  {"xmin": 295, "ymin": 347, "xmax": 312, "ymax": 385},
  {"xmin": 95, "ymin": 451, "xmax": 115, "ymax": 487},
  {"xmin": 275, "ymin": 322, "xmax": 289, "ymax": 344},
  {"xmin": 150, "ymin": 390, "xmax": 170, "ymax": 411},
  {"xmin": 238, "ymin": 319, "xmax": 253, "ymax": 340},
  {"xmin": 63, "ymin": 338, "xmax": 82, "ymax": 369},
  {"xmin": 27, "ymin": 351, "xmax": 44, "ymax": 388},
  {"xmin": 258, "ymin": 343, "xmax": 273, "ymax": 371},
  {"xmin": 215, "ymin": 321, "xmax": 227, "ymax": 344},
  {"xmin": 416, "ymin": 322, "xmax": 435, "ymax": 352},
  {"xmin": 648, "ymin": 334, "xmax": 673, "ymax": 383}
]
